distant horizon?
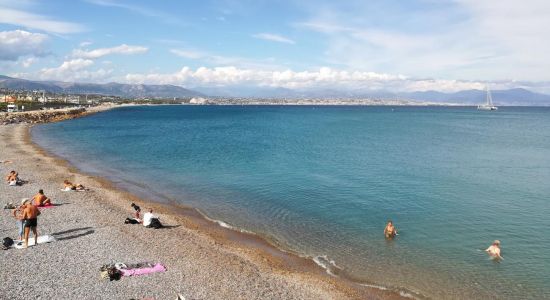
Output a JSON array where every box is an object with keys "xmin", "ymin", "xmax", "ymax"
[{"xmin": 2, "ymin": 1, "xmax": 550, "ymax": 94}]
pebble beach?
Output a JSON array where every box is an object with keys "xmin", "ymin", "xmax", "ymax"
[{"xmin": 0, "ymin": 113, "xmax": 402, "ymax": 299}]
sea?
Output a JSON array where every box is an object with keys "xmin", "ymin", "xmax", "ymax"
[{"xmin": 32, "ymin": 105, "xmax": 550, "ymax": 299}]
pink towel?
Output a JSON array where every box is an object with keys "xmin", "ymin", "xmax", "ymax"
[
  {"xmin": 37, "ymin": 203, "xmax": 55, "ymax": 208},
  {"xmin": 120, "ymin": 263, "xmax": 166, "ymax": 277}
]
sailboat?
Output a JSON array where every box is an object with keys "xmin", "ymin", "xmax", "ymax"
[{"xmin": 477, "ymin": 86, "xmax": 498, "ymax": 110}]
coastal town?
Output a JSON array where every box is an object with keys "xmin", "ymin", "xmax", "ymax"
[
  {"xmin": 1, "ymin": 87, "xmax": 447, "ymax": 113},
  {"xmin": 0, "ymin": 88, "xmax": 118, "ymax": 112}
]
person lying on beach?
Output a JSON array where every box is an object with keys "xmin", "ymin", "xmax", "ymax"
[
  {"xmin": 62, "ymin": 180, "xmax": 88, "ymax": 191},
  {"xmin": 384, "ymin": 220, "xmax": 398, "ymax": 238},
  {"xmin": 32, "ymin": 189, "xmax": 52, "ymax": 207},
  {"xmin": 12, "ymin": 199, "xmax": 28, "ymax": 240},
  {"xmin": 6, "ymin": 170, "xmax": 20, "ymax": 186},
  {"xmin": 143, "ymin": 208, "xmax": 163, "ymax": 229},
  {"xmin": 63, "ymin": 180, "xmax": 76, "ymax": 191},
  {"xmin": 22, "ymin": 199, "xmax": 41, "ymax": 248},
  {"xmin": 75, "ymin": 184, "xmax": 87, "ymax": 191},
  {"xmin": 485, "ymin": 240, "xmax": 503, "ymax": 260}
]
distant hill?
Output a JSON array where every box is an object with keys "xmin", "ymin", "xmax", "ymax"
[
  {"xmin": 400, "ymin": 89, "xmax": 550, "ymax": 106},
  {"xmin": 197, "ymin": 86, "xmax": 550, "ymax": 106},
  {"xmin": 0, "ymin": 75, "xmax": 202, "ymax": 99}
]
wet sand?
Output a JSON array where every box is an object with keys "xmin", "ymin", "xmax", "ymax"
[{"xmin": 0, "ymin": 122, "xmax": 407, "ymax": 299}]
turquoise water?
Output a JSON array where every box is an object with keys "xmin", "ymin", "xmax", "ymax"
[{"xmin": 33, "ymin": 106, "xmax": 550, "ymax": 299}]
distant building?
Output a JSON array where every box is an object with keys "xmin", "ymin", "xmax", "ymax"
[
  {"xmin": 3, "ymin": 95, "xmax": 17, "ymax": 103},
  {"xmin": 189, "ymin": 97, "xmax": 208, "ymax": 104}
]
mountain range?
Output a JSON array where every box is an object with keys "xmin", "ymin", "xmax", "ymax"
[
  {"xmin": 2, "ymin": 75, "xmax": 550, "ymax": 105},
  {"xmin": 0, "ymin": 75, "xmax": 202, "ymax": 99},
  {"xmin": 194, "ymin": 85, "xmax": 550, "ymax": 106}
]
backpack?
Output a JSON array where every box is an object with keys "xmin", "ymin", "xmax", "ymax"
[{"xmin": 2, "ymin": 237, "xmax": 14, "ymax": 249}]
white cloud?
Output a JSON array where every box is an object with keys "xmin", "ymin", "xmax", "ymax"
[
  {"xmin": 0, "ymin": 30, "xmax": 49, "ymax": 61},
  {"xmin": 73, "ymin": 44, "xmax": 148, "ymax": 59},
  {"xmin": 79, "ymin": 41, "xmax": 93, "ymax": 48},
  {"xmin": 124, "ymin": 66, "xmax": 484, "ymax": 92},
  {"xmin": 123, "ymin": 65, "xmax": 550, "ymax": 93},
  {"xmin": 170, "ymin": 49, "xmax": 205, "ymax": 59},
  {"xmin": 31, "ymin": 58, "xmax": 112, "ymax": 82},
  {"xmin": 169, "ymin": 48, "xmax": 282, "ymax": 70},
  {"xmin": 252, "ymin": 33, "xmax": 295, "ymax": 44},
  {"xmin": 297, "ymin": 0, "xmax": 550, "ymax": 81},
  {"xmin": 21, "ymin": 57, "xmax": 37, "ymax": 68},
  {"xmin": 0, "ymin": 7, "xmax": 86, "ymax": 34}
]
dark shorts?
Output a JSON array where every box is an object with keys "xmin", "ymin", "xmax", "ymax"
[{"xmin": 24, "ymin": 218, "xmax": 37, "ymax": 228}]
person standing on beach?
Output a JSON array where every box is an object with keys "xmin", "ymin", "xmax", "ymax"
[
  {"xmin": 12, "ymin": 199, "xmax": 28, "ymax": 240},
  {"xmin": 384, "ymin": 220, "xmax": 397, "ymax": 238},
  {"xmin": 22, "ymin": 200, "xmax": 41, "ymax": 248},
  {"xmin": 32, "ymin": 189, "xmax": 52, "ymax": 206},
  {"xmin": 485, "ymin": 240, "xmax": 503, "ymax": 260}
]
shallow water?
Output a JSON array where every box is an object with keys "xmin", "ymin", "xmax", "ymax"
[{"xmin": 33, "ymin": 105, "xmax": 550, "ymax": 299}]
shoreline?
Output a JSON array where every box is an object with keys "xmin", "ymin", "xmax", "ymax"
[{"xmin": 0, "ymin": 113, "xmax": 409, "ymax": 299}]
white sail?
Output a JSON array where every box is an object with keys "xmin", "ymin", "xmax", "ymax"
[{"xmin": 477, "ymin": 85, "xmax": 498, "ymax": 110}]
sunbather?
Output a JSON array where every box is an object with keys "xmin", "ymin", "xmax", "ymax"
[
  {"xmin": 63, "ymin": 180, "xmax": 88, "ymax": 191},
  {"xmin": 63, "ymin": 180, "xmax": 76, "ymax": 191},
  {"xmin": 32, "ymin": 189, "xmax": 52, "ymax": 206},
  {"xmin": 75, "ymin": 183, "xmax": 87, "ymax": 191},
  {"xmin": 6, "ymin": 170, "xmax": 19, "ymax": 186}
]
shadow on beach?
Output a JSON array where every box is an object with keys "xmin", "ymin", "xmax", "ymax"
[
  {"xmin": 52, "ymin": 227, "xmax": 95, "ymax": 241},
  {"xmin": 158, "ymin": 224, "xmax": 181, "ymax": 230}
]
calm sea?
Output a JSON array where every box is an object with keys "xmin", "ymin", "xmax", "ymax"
[{"xmin": 32, "ymin": 105, "xmax": 550, "ymax": 299}]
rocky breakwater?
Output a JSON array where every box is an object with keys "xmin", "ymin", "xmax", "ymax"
[{"xmin": 1, "ymin": 108, "xmax": 96, "ymax": 125}]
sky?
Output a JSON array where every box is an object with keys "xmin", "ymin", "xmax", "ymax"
[{"xmin": 1, "ymin": 0, "xmax": 550, "ymax": 93}]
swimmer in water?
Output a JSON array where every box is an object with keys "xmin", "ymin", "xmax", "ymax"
[
  {"xmin": 485, "ymin": 240, "xmax": 503, "ymax": 259},
  {"xmin": 384, "ymin": 220, "xmax": 397, "ymax": 239}
]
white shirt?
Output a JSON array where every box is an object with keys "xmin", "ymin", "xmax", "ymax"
[{"xmin": 142, "ymin": 212, "xmax": 156, "ymax": 227}]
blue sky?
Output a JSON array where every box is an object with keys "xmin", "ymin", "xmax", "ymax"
[{"xmin": 1, "ymin": 0, "xmax": 550, "ymax": 92}]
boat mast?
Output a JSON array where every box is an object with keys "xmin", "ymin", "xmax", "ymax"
[{"xmin": 486, "ymin": 86, "xmax": 493, "ymax": 106}]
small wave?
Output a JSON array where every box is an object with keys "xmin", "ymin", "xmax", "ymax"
[
  {"xmin": 360, "ymin": 283, "xmax": 421, "ymax": 299},
  {"xmin": 312, "ymin": 255, "xmax": 343, "ymax": 277},
  {"xmin": 197, "ymin": 209, "xmax": 256, "ymax": 235}
]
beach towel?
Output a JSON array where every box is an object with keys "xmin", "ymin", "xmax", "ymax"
[
  {"xmin": 14, "ymin": 235, "xmax": 56, "ymax": 249},
  {"xmin": 37, "ymin": 203, "xmax": 55, "ymax": 208},
  {"xmin": 119, "ymin": 263, "xmax": 166, "ymax": 277}
]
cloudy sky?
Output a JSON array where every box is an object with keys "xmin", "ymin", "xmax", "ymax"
[{"xmin": 1, "ymin": 0, "xmax": 550, "ymax": 93}]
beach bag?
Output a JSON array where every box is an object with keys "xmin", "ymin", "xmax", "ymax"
[{"xmin": 2, "ymin": 237, "xmax": 14, "ymax": 249}]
